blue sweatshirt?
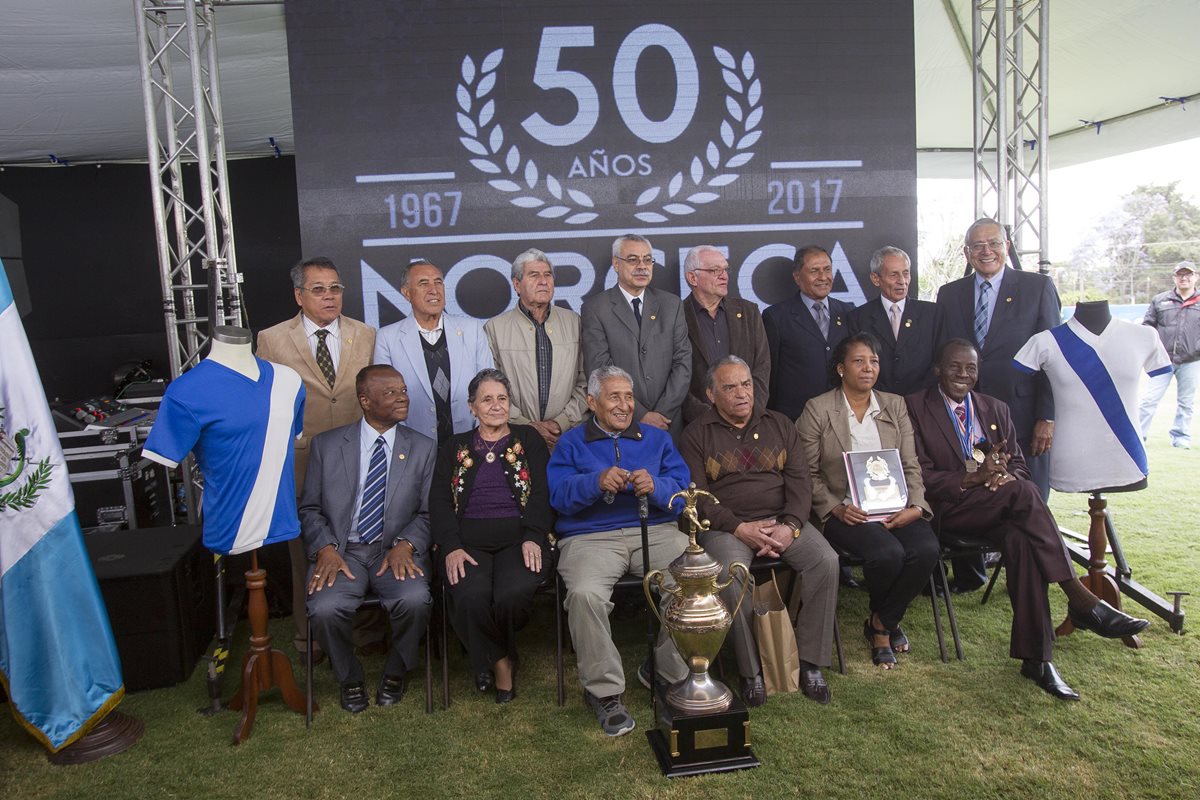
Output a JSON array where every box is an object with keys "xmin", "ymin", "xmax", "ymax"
[{"xmin": 548, "ymin": 418, "xmax": 687, "ymax": 537}]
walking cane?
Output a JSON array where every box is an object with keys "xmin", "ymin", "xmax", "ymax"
[{"xmin": 638, "ymin": 493, "xmax": 657, "ymax": 716}]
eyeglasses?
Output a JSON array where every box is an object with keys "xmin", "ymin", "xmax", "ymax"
[
  {"xmin": 301, "ymin": 283, "xmax": 345, "ymax": 296},
  {"xmin": 967, "ymin": 240, "xmax": 1006, "ymax": 253},
  {"xmin": 618, "ymin": 255, "xmax": 656, "ymax": 267},
  {"xmin": 694, "ymin": 267, "xmax": 730, "ymax": 277}
]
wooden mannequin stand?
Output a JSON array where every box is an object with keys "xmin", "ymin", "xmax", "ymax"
[
  {"xmin": 226, "ymin": 551, "xmax": 307, "ymax": 743},
  {"xmin": 1055, "ymin": 492, "xmax": 1142, "ymax": 649}
]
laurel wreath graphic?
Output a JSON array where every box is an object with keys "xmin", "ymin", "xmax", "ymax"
[
  {"xmin": 457, "ymin": 50, "xmax": 599, "ymax": 225},
  {"xmin": 456, "ymin": 44, "xmax": 763, "ymax": 225},
  {"xmin": 0, "ymin": 457, "xmax": 51, "ymax": 512},
  {"xmin": 634, "ymin": 47, "xmax": 763, "ymax": 223}
]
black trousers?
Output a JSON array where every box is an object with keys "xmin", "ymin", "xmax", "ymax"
[
  {"xmin": 445, "ymin": 518, "xmax": 549, "ymax": 675},
  {"xmin": 822, "ymin": 515, "xmax": 939, "ymax": 631}
]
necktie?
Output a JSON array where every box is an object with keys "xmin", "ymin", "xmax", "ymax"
[
  {"xmin": 974, "ymin": 280, "xmax": 992, "ymax": 348},
  {"xmin": 631, "ymin": 297, "xmax": 642, "ymax": 327},
  {"xmin": 314, "ymin": 329, "xmax": 336, "ymax": 388},
  {"xmin": 813, "ymin": 301, "xmax": 829, "ymax": 339},
  {"xmin": 357, "ymin": 436, "xmax": 387, "ymax": 544},
  {"xmin": 889, "ymin": 303, "xmax": 902, "ymax": 339},
  {"xmin": 954, "ymin": 404, "xmax": 967, "ymax": 431}
]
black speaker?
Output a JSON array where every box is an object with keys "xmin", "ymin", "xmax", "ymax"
[{"xmin": 85, "ymin": 525, "xmax": 215, "ymax": 692}]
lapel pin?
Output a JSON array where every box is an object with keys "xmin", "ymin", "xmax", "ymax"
[
  {"xmin": 1006, "ymin": 297, "xmax": 1013, "ymax": 303},
  {"xmin": 752, "ymin": 432, "xmax": 759, "ymax": 440},
  {"xmin": 990, "ymin": 424, "xmax": 997, "ymax": 431},
  {"xmin": 456, "ymin": 329, "xmax": 463, "ymax": 336},
  {"xmin": 904, "ymin": 320, "xmax": 912, "ymax": 328},
  {"xmin": 835, "ymin": 319, "xmax": 842, "ymax": 326},
  {"xmin": 547, "ymin": 326, "xmax": 554, "ymax": 333},
  {"xmin": 398, "ymin": 453, "xmax": 406, "ymax": 460},
  {"xmin": 650, "ymin": 314, "xmax": 657, "ymax": 321},
  {"xmin": 736, "ymin": 312, "xmax": 743, "ymax": 319}
]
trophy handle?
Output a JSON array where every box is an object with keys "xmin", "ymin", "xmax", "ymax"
[
  {"xmin": 723, "ymin": 562, "xmax": 752, "ymax": 622},
  {"xmin": 643, "ymin": 570, "xmax": 672, "ymax": 627}
]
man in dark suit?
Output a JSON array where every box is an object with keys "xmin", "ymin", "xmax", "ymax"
[
  {"xmin": 907, "ymin": 340, "xmax": 1149, "ymax": 700},
  {"xmin": 848, "ymin": 246, "xmax": 941, "ymax": 396},
  {"xmin": 681, "ymin": 245, "xmax": 771, "ymax": 424},
  {"xmin": 300, "ymin": 364, "xmax": 437, "ymax": 713},
  {"xmin": 763, "ymin": 245, "xmax": 853, "ymax": 421},
  {"xmin": 582, "ymin": 234, "xmax": 691, "ymax": 437},
  {"xmin": 936, "ymin": 219, "xmax": 1060, "ymax": 591}
]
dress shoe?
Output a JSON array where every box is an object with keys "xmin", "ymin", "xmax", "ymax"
[
  {"xmin": 839, "ymin": 565, "xmax": 862, "ymax": 590},
  {"xmin": 740, "ymin": 674, "xmax": 767, "ymax": 708},
  {"xmin": 340, "ymin": 681, "xmax": 369, "ymax": 713},
  {"xmin": 800, "ymin": 667, "xmax": 830, "ymax": 705},
  {"xmin": 475, "ymin": 671, "xmax": 494, "ymax": 692},
  {"xmin": 1068, "ymin": 600, "xmax": 1150, "ymax": 639},
  {"xmin": 495, "ymin": 660, "xmax": 519, "ymax": 704},
  {"xmin": 1020, "ymin": 659, "xmax": 1080, "ymax": 701},
  {"xmin": 376, "ymin": 674, "xmax": 407, "ymax": 707}
]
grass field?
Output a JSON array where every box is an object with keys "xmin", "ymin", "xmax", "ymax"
[{"xmin": 3, "ymin": 395, "xmax": 1199, "ymax": 800}]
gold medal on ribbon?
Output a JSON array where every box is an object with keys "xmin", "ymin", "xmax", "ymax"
[{"xmin": 971, "ymin": 448, "xmax": 985, "ymax": 464}]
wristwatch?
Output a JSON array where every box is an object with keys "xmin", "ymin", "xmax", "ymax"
[
  {"xmin": 788, "ymin": 523, "xmax": 802, "ymax": 539},
  {"xmin": 390, "ymin": 536, "xmax": 412, "ymax": 551}
]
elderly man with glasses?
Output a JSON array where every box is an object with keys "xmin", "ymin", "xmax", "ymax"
[
  {"xmin": 934, "ymin": 218, "xmax": 1061, "ymax": 593},
  {"xmin": 680, "ymin": 245, "xmax": 771, "ymax": 425},
  {"xmin": 582, "ymin": 234, "xmax": 692, "ymax": 438},
  {"xmin": 256, "ymin": 256, "xmax": 378, "ymax": 662}
]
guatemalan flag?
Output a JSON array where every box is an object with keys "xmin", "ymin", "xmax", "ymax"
[{"xmin": 0, "ymin": 258, "xmax": 125, "ymax": 751}]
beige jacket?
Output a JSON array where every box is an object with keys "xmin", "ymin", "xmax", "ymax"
[{"xmin": 485, "ymin": 305, "xmax": 587, "ymax": 431}]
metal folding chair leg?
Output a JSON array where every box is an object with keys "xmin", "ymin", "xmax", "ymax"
[
  {"xmin": 980, "ymin": 556, "xmax": 1004, "ymax": 605},
  {"xmin": 833, "ymin": 616, "xmax": 846, "ymax": 675},
  {"xmin": 305, "ymin": 614, "xmax": 314, "ymax": 727},
  {"xmin": 929, "ymin": 574, "xmax": 948, "ymax": 663},
  {"xmin": 935, "ymin": 558, "xmax": 965, "ymax": 661},
  {"xmin": 555, "ymin": 575, "xmax": 565, "ymax": 707}
]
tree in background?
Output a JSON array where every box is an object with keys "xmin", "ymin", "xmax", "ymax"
[{"xmin": 917, "ymin": 233, "xmax": 968, "ymax": 300}]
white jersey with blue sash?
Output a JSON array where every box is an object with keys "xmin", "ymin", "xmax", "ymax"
[
  {"xmin": 143, "ymin": 358, "xmax": 305, "ymax": 555},
  {"xmin": 1014, "ymin": 317, "xmax": 1170, "ymax": 492}
]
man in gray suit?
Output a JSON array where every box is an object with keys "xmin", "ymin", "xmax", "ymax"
[
  {"xmin": 582, "ymin": 234, "xmax": 691, "ymax": 437},
  {"xmin": 300, "ymin": 364, "xmax": 436, "ymax": 713},
  {"xmin": 485, "ymin": 248, "xmax": 588, "ymax": 449}
]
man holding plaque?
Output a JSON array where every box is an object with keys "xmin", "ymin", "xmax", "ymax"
[
  {"xmin": 548, "ymin": 365, "xmax": 690, "ymax": 737},
  {"xmin": 679, "ymin": 356, "xmax": 840, "ymax": 705},
  {"xmin": 906, "ymin": 340, "xmax": 1150, "ymax": 700}
]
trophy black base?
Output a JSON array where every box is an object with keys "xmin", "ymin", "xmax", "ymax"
[{"xmin": 646, "ymin": 691, "xmax": 761, "ymax": 778}]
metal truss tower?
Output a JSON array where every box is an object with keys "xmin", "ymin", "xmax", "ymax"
[
  {"xmin": 971, "ymin": 1, "xmax": 1050, "ymax": 274},
  {"xmin": 133, "ymin": 0, "xmax": 245, "ymax": 382}
]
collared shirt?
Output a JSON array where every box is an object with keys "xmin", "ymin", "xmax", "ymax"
[
  {"xmin": 884, "ymin": 297, "xmax": 907, "ymax": 318},
  {"xmin": 302, "ymin": 314, "xmax": 341, "ymax": 369},
  {"xmin": 518, "ymin": 302, "xmax": 554, "ymax": 420},
  {"xmin": 844, "ymin": 390, "xmax": 883, "ymax": 452},
  {"xmin": 618, "ymin": 284, "xmax": 646, "ymax": 317},
  {"xmin": 416, "ymin": 314, "xmax": 445, "ymax": 346},
  {"xmin": 937, "ymin": 387, "xmax": 984, "ymax": 450},
  {"xmin": 973, "ymin": 267, "xmax": 1006, "ymax": 329},
  {"xmin": 348, "ymin": 419, "xmax": 397, "ymax": 542},
  {"xmin": 689, "ymin": 293, "xmax": 730, "ymax": 361},
  {"xmin": 799, "ymin": 292, "xmax": 829, "ymax": 320}
]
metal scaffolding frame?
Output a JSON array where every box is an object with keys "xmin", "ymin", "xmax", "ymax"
[
  {"xmin": 133, "ymin": 0, "xmax": 246, "ymax": 383},
  {"xmin": 971, "ymin": 0, "xmax": 1050, "ymax": 274}
]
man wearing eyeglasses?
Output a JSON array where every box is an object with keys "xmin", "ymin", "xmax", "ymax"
[
  {"xmin": 680, "ymin": 245, "xmax": 770, "ymax": 424},
  {"xmin": 935, "ymin": 218, "xmax": 1060, "ymax": 592},
  {"xmin": 256, "ymin": 256, "xmax": 378, "ymax": 660},
  {"xmin": 582, "ymin": 234, "xmax": 691, "ymax": 437}
]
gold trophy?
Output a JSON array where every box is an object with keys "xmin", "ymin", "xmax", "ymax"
[{"xmin": 642, "ymin": 483, "xmax": 761, "ymax": 776}]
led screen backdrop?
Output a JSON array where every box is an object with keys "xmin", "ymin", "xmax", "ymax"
[{"xmin": 285, "ymin": 0, "xmax": 917, "ymax": 327}]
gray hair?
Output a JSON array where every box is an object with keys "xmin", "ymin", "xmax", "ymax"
[
  {"xmin": 965, "ymin": 217, "xmax": 1005, "ymax": 245},
  {"xmin": 683, "ymin": 245, "xmax": 723, "ymax": 274},
  {"xmin": 467, "ymin": 368, "xmax": 512, "ymax": 403},
  {"xmin": 869, "ymin": 246, "xmax": 911, "ymax": 275},
  {"xmin": 612, "ymin": 233, "xmax": 651, "ymax": 260},
  {"xmin": 400, "ymin": 258, "xmax": 439, "ymax": 288},
  {"xmin": 511, "ymin": 248, "xmax": 553, "ymax": 280},
  {"xmin": 587, "ymin": 365, "xmax": 634, "ymax": 397},
  {"xmin": 705, "ymin": 355, "xmax": 751, "ymax": 391},
  {"xmin": 290, "ymin": 256, "xmax": 339, "ymax": 289}
]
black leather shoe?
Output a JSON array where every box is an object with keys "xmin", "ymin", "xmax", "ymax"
[
  {"xmin": 1020, "ymin": 660, "xmax": 1080, "ymax": 701},
  {"xmin": 740, "ymin": 674, "xmax": 767, "ymax": 708},
  {"xmin": 800, "ymin": 667, "xmax": 830, "ymax": 705},
  {"xmin": 475, "ymin": 671, "xmax": 494, "ymax": 692},
  {"xmin": 496, "ymin": 660, "xmax": 519, "ymax": 704},
  {"xmin": 1068, "ymin": 600, "xmax": 1151, "ymax": 639},
  {"xmin": 376, "ymin": 674, "xmax": 407, "ymax": 707},
  {"xmin": 340, "ymin": 681, "xmax": 368, "ymax": 713}
]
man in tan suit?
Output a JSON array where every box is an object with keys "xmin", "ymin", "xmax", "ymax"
[
  {"xmin": 485, "ymin": 248, "xmax": 587, "ymax": 449},
  {"xmin": 256, "ymin": 256, "xmax": 376, "ymax": 658}
]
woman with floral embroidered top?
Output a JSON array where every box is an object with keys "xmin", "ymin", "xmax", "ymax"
[{"xmin": 430, "ymin": 368, "xmax": 553, "ymax": 703}]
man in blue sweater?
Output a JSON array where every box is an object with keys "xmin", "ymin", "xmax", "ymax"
[{"xmin": 549, "ymin": 365, "xmax": 690, "ymax": 737}]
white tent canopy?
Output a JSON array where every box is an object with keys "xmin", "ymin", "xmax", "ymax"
[{"xmin": 1, "ymin": 0, "xmax": 1197, "ymax": 172}]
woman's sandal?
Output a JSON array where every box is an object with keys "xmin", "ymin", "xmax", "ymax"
[
  {"xmin": 890, "ymin": 627, "xmax": 910, "ymax": 654},
  {"xmin": 863, "ymin": 618, "xmax": 897, "ymax": 668}
]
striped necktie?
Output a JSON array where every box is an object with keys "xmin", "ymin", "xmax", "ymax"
[
  {"xmin": 357, "ymin": 436, "xmax": 387, "ymax": 544},
  {"xmin": 813, "ymin": 301, "xmax": 829, "ymax": 339},
  {"xmin": 974, "ymin": 280, "xmax": 992, "ymax": 348}
]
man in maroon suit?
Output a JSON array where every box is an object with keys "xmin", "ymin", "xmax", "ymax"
[{"xmin": 906, "ymin": 339, "xmax": 1149, "ymax": 700}]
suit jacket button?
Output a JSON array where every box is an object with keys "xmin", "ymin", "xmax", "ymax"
[{"xmin": 330, "ymin": 397, "xmax": 337, "ymax": 403}]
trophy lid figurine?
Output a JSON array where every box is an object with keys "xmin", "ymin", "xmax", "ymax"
[{"xmin": 643, "ymin": 483, "xmax": 759, "ymax": 776}]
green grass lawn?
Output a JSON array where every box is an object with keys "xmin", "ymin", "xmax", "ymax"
[{"xmin": 4, "ymin": 397, "xmax": 1199, "ymax": 800}]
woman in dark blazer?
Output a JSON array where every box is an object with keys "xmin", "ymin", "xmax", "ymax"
[
  {"xmin": 430, "ymin": 368, "xmax": 552, "ymax": 702},
  {"xmin": 797, "ymin": 333, "xmax": 939, "ymax": 668}
]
